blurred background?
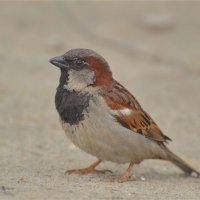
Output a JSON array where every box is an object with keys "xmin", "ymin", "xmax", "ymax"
[{"xmin": 0, "ymin": 1, "xmax": 200, "ymax": 199}]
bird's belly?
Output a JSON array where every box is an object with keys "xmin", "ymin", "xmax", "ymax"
[{"xmin": 61, "ymin": 105, "xmax": 165, "ymax": 164}]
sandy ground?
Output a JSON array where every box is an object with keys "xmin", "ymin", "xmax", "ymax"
[{"xmin": 0, "ymin": 2, "xmax": 200, "ymax": 200}]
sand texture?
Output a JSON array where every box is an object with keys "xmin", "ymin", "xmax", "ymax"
[{"xmin": 0, "ymin": 2, "xmax": 200, "ymax": 200}]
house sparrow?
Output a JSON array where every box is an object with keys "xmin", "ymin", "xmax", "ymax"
[{"xmin": 49, "ymin": 48, "xmax": 199, "ymax": 182}]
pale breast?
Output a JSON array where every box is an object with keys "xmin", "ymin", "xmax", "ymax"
[{"xmin": 61, "ymin": 96, "xmax": 167, "ymax": 164}]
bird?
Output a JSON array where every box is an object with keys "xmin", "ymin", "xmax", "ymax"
[{"xmin": 49, "ymin": 48, "xmax": 200, "ymax": 182}]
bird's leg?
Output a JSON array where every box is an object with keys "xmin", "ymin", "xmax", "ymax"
[
  {"xmin": 118, "ymin": 162, "xmax": 134, "ymax": 182},
  {"xmin": 106, "ymin": 162, "xmax": 136, "ymax": 183},
  {"xmin": 65, "ymin": 159, "xmax": 112, "ymax": 175}
]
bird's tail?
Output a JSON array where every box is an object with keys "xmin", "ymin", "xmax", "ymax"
[{"xmin": 165, "ymin": 147, "xmax": 200, "ymax": 177}]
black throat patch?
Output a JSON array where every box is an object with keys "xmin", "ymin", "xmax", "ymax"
[{"xmin": 55, "ymin": 70, "xmax": 90, "ymax": 125}]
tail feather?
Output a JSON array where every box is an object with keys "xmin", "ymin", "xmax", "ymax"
[{"xmin": 166, "ymin": 148, "xmax": 200, "ymax": 177}]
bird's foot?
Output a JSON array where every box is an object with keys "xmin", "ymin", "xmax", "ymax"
[
  {"xmin": 64, "ymin": 159, "xmax": 112, "ymax": 175},
  {"xmin": 108, "ymin": 173, "xmax": 133, "ymax": 183},
  {"xmin": 118, "ymin": 173, "xmax": 132, "ymax": 183},
  {"xmin": 107, "ymin": 162, "xmax": 134, "ymax": 183}
]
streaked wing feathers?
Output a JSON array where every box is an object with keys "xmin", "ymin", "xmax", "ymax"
[{"xmin": 103, "ymin": 81, "xmax": 171, "ymax": 143}]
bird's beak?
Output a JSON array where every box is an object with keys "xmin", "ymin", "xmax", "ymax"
[{"xmin": 49, "ymin": 55, "xmax": 69, "ymax": 69}]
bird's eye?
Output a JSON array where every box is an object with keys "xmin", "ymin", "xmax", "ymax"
[{"xmin": 74, "ymin": 59, "xmax": 84, "ymax": 66}]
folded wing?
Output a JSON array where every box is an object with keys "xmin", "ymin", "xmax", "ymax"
[{"xmin": 103, "ymin": 81, "xmax": 171, "ymax": 143}]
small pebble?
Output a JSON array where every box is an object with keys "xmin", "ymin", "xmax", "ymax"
[{"xmin": 140, "ymin": 176, "xmax": 145, "ymax": 181}]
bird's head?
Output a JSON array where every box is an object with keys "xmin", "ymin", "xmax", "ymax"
[{"xmin": 49, "ymin": 49, "xmax": 113, "ymax": 91}]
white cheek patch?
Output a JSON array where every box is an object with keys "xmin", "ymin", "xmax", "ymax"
[{"xmin": 64, "ymin": 69, "xmax": 95, "ymax": 91}]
